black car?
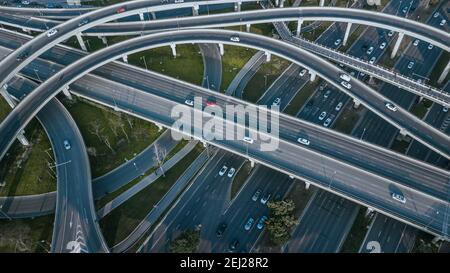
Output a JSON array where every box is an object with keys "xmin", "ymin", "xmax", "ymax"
[
  {"xmin": 216, "ymin": 223, "xmax": 227, "ymax": 238},
  {"xmin": 229, "ymin": 239, "xmax": 239, "ymax": 251}
]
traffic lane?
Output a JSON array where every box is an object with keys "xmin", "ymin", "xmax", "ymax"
[
  {"xmin": 142, "ymin": 151, "xmax": 236, "ymax": 252},
  {"xmin": 75, "ymin": 74, "xmax": 450, "ymax": 238},
  {"xmin": 4, "ymin": 38, "xmax": 450, "ymax": 203},
  {"xmin": 286, "ymin": 191, "xmax": 358, "ymax": 253},
  {"xmin": 360, "ymin": 214, "xmax": 417, "ymax": 253},
  {"xmin": 210, "ymin": 167, "xmax": 293, "ymax": 253},
  {"xmin": 199, "ymin": 43, "xmax": 222, "ymax": 91}
]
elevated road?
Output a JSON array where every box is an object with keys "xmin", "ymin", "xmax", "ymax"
[
  {"xmin": 1, "ymin": 7, "xmax": 449, "ymax": 105},
  {"xmin": 0, "ymin": 29, "xmax": 448, "ymax": 239}
]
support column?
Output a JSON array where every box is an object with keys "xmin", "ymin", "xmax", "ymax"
[
  {"xmin": 369, "ymin": 75, "xmax": 375, "ymax": 85},
  {"xmin": 246, "ymin": 23, "xmax": 251, "ymax": 32},
  {"xmin": 150, "ymin": 12, "xmax": 156, "ymax": 20},
  {"xmin": 22, "ymin": 28, "xmax": 31, "ymax": 34},
  {"xmin": 432, "ymin": 236, "xmax": 442, "ymax": 244},
  {"xmin": 250, "ymin": 159, "xmax": 255, "ymax": 168},
  {"xmin": 98, "ymin": 36, "xmax": 108, "ymax": 45},
  {"xmin": 192, "ymin": 5, "xmax": 199, "ymax": 16},
  {"xmin": 399, "ymin": 128, "xmax": 407, "ymax": 136},
  {"xmin": 275, "ymin": 0, "xmax": 279, "ymax": 6},
  {"xmin": 1, "ymin": 85, "xmax": 30, "ymax": 146},
  {"xmin": 304, "ymin": 182, "xmax": 310, "ymax": 190},
  {"xmin": 309, "ymin": 71, "xmax": 316, "ymax": 81},
  {"xmin": 353, "ymin": 98, "xmax": 361, "ymax": 108},
  {"xmin": 343, "ymin": 22, "xmax": 352, "ymax": 46},
  {"xmin": 218, "ymin": 43, "xmax": 224, "ymax": 56},
  {"xmin": 390, "ymin": 32, "xmax": 404, "ymax": 59},
  {"xmin": 62, "ymin": 86, "xmax": 72, "ymax": 100},
  {"xmin": 122, "ymin": 55, "xmax": 128, "ymax": 63},
  {"xmin": 234, "ymin": 1, "xmax": 241, "ymax": 12},
  {"xmin": 437, "ymin": 60, "xmax": 450, "ymax": 84},
  {"xmin": 319, "ymin": 0, "xmax": 325, "ymax": 6},
  {"xmin": 170, "ymin": 43, "xmax": 177, "ymax": 58},
  {"xmin": 365, "ymin": 207, "xmax": 374, "ymax": 217},
  {"xmin": 76, "ymin": 33, "xmax": 87, "ymax": 51},
  {"xmin": 280, "ymin": 0, "xmax": 285, "ymax": 7},
  {"xmin": 156, "ymin": 123, "xmax": 163, "ymax": 131},
  {"xmin": 296, "ymin": 19, "xmax": 303, "ymax": 37},
  {"xmin": 265, "ymin": 52, "xmax": 271, "ymax": 62},
  {"xmin": 139, "ymin": 12, "xmax": 144, "ymax": 21}
]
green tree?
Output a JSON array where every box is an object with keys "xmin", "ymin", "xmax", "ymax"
[
  {"xmin": 265, "ymin": 200, "xmax": 298, "ymax": 245},
  {"xmin": 169, "ymin": 229, "xmax": 200, "ymax": 253}
]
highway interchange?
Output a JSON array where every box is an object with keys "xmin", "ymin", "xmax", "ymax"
[{"xmin": 0, "ymin": 0, "xmax": 449, "ymax": 253}]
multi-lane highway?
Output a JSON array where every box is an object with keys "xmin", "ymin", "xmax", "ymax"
[{"xmin": 0, "ymin": 28, "xmax": 450, "ymax": 238}]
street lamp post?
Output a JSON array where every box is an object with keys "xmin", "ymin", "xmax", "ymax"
[
  {"xmin": 360, "ymin": 128, "xmax": 367, "ymax": 140},
  {"xmin": 33, "ymin": 69, "xmax": 42, "ymax": 82},
  {"xmin": 140, "ymin": 56, "xmax": 148, "ymax": 70},
  {"xmin": 0, "ymin": 205, "xmax": 12, "ymax": 221}
]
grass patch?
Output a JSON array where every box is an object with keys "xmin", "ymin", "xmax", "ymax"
[
  {"xmin": 242, "ymin": 56, "xmax": 290, "ymax": 103},
  {"xmin": 333, "ymin": 104, "xmax": 361, "ymax": 134},
  {"xmin": 0, "ymin": 214, "xmax": 54, "ymax": 253},
  {"xmin": 340, "ymin": 207, "xmax": 372, "ymax": 253},
  {"xmin": 0, "ymin": 120, "xmax": 56, "ymax": 197},
  {"xmin": 220, "ymin": 44, "xmax": 257, "ymax": 93},
  {"xmin": 63, "ymin": 97, "xmax": 162, "ymax": 178},
  {"xmin": 95, "ymin": 140, "xmax": 188, "ymax": 209},
  {"xmin": 411, "ymin": 231, "xmax": 440, "ymax": 253},
  {"xmin": 230, "ymin": 161, "xmax": 253, "ymax": 200},
  {"xmin": 284, "ymin": 81, "xmax": 319, "ymax": 116},
  {"xmin": 99, "ymin": 144, "xmax": 204, "ymax": 247},
  {"xmin": 391, "ymin": 138, "xmax": 411, "ymax": 154},
  {"xmin": 428, "ymin": 51, "xmax": 449, "ymax": 87},
  {"xmin": 0, "ymin": 96, "xmax": 11, "ymax": 122},
  {"xmin": 410, "ymin": 100, "xmax": 429, "ymax": 119}
]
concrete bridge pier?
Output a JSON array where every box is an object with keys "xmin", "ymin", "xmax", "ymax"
[
  {"xmin": 62, "ymin": 86, "xmax": 73, "ymax": 100},
  {"xmin": 150, "ymin": 12, "xmax": 156, "ymax": 20},
  {"xmin": 139, "ymin": 12, "xmax": 144, "ymax": 21},
  {"xmin": 296, "ymin": 19, "xmax": 303, "ymax": 37},
  {"xmin": 98, "ymin": 36, "xmax": 108, "ymax": 46},
  {"xmin": 0, "ymin": 85, "xmax": 30, "ymax": 146},
  {"xmin": 218, "ymin": 43, "xmax": 224, "ymax": 56},
  {"xmin": 234, "ymin": 1, "xmax": 241, "ymax": 12},
  {"xmin": 122, "ymin": 55, "xmax": 128, "ymax": 63},
  {"xmin": 390, "ymin": 32, "xmax": 404, "ymax": 59},
  {"xmin": 246, "ymin": 23, "xmax": 251, "ymax": 32},
  {"xmin": 192, "ymin": 5, "xmax": 199, "ymax": 16},
  {"xmin": 353, "ymin": 98, "xmax": 361, "ymax": 108},
  {"xmin": 309, "ymin": 71, "xmax": 317, "ymax": 81},
  {"xmin": 76, "ymin": 33, "xmax": 87, "ymax": 51},
  {"xmin": 365, "ymin": 207, "xmax": 374, "ymax": 217},
  {"xmin": 275, "ymin": 0, "xmax": 279, "ymax": 6},
  {"xmin": 319, "ymin": 0, "xmax": 325, "ymax": 6},
  {"xmin": 399, "ymin": 128, "xmax": 407, "ymax": 137},
  {"xmin": 156, "ymin": 123, "xmax": 163, "ymax": 131},
  {"xmin": 22, "ymin": 28, "xmax": 31, "ymax": 34},
  {"xmin": 280, "ymin": 0, "xmax": 285, "ymax": 7},
  {"xmin": 343, "ymin": 22, "xmax": 352, "ymax": 46},
  {"xmin": 17, "ymin": 130, "xmax": 30, "ymax": 146},
  {"xmin": 265, "ymin": 51, "xmax": 271, "ymax": 62},
  {"xmin": 170, "ymin": 44, "xmax": 177, "ymax": 57},
  {"xmin": 250, "ymin": 159, "xmax": 255, "ymax": 168},
  {"xmin": 304, "ymin": 181, "xmax": 310, "ymax": 190},
  {"xmin": 437, "ymin": 60, "xmax": 450, "ymax": 84}
]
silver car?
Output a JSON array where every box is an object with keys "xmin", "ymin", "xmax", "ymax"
[{"xmin": 318, "ymin": 111, "xmax": 327, "ymax": 121}]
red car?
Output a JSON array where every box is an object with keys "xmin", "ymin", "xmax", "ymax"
[
  {"xmin": 116, "ymin": 7, "xmax": 126, "ymax": 13},
  {"xmin": 206, "ymin": 101, "xmax": 217, "ymax": 107}
]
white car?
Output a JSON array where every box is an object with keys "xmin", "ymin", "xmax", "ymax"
[
  {"xmin": 230, "ymin": 36, "xmax": 240, "ymax": 42},
  {"xmin": 184, "ymin": 99, "xmax": 194, "ymax": 106},
  {"xmin": 341, "ymin": 81, "xmax": 352, "ymax": 89},
  {"xmin": 369, "ymin": 57, "xmax": 376, "ymax": 64},
  {"xmin": 227, "ymin": 167, "xmax": 236, "ymax": 178},
  {"xmin": 433, "ymin": 12, "xmax": 440, "ymax": 18},
  {"xmin": 334, "ymin": 39, "xmax": 341, "ymax": 46},
  {"xmin": 244, "ymin": 217, "xmax": 254, "ymax": 231},
  {"xmin": 402, "ymin": 6, "xmax": 408, "ymax": 13},
  {"xmin": 339, "ymin": 73, "xmax": 351, "ymax": 82},
  {"xmin": 385, "ymin": 102, "xmax": 398, "ymax": 112},
  {"xmin": 219, "ymin": 165, "xmax": 228, "ymax": 176},
  {"xmin": 392, "ymin": 193, "xmax": 406, "ymax": 204},
  {"xmin": 366, "ymin": 46, "xmax": 374, "ymax": 55},
  {"xmin": 440, "ymin": 19, "xmax": 446, "ymax": 26},
  {"xmin": 174, "ymin": 0, "xmax": 184, "ymax": 3},
  {"xmin": 323, "ymin": 90, "xmax": 331, "ymax": 99},
  {"xmin": 63, "ymin": 140, "xmax": 71, "ymax": 150},
  {"xmin": 46, "ymin": 29, "xmax": 58, "ymax": 37},
  {"xmin": 260, "ymin": 194, "xmax": 271, "ymax": 205},
  {"xmin": 252, "ymin": 190, "xmax": 261, "ymax": 201},
  {"xmin": 299, "ymin": 69, "xmax": 307, "ymax": 77},
  {"xmin": 297, "ymin": 138, "xmax": 310, "ymax": 145},
  {"xmin": 379, "ymin": 42, "xmax": 387, "ymax": 49},
  {"xmin": 243, "ymin": 136, "xmax": 254, "ymax": 144},
  {"xmin": 413, "ymin": 39, "xmax": 420, "ymax": 46},
  {"xmin": 272, "ymin": 97, "xmax": 281, "ymax": 106},
  {"xmin": 318, "ymin": 111, "xmax": 327, "ymax": 121},
  {"xmin": 387, "ymin": 30, "xmax": 394, "ymax": 37},
  {"xmin": 407, "ymin": 61, "xmax": 414, "ymax": 69},
  {"xmin": 335, "ymin": 102, "xmax": 343, "ymax": 111},
  {"xmin": 428, "ymin": 44, "xmax": 434, "ymax": 50},
  {"xmin": 323, "ymin": 117, "xmax": 332, "ymax": 127}
]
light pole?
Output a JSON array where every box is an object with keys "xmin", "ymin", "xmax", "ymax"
[
  {"xmin": 0, "ymin": 205, "xmax": 12, "ymax": 221},
  {"xmin": 33, "ymin": 68, "xmax": 42, "ymax": 82},
  {"xmin": 360, "ymin": 128, "xmax": 366, "ymax": 140},
  {"xmin": 140, "ymin": 56, "xmax": 148, "ymax": 70}
]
